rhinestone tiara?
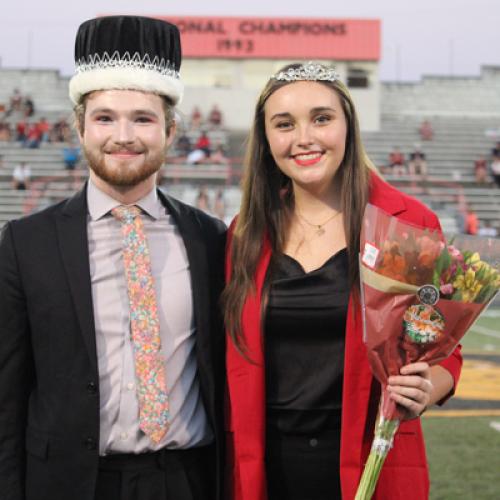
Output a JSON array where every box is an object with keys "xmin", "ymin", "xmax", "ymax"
[
  {"xmin": 75, "ymin": 50, "xmax": 180, "ymax": 79},
  {"xmin": 272, "ymin": 62, "xmax": 340, "ymax": 83}
]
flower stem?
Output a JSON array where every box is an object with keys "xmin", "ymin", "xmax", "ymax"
[{"xmin": 355, "ymin": 416, "xmax": 400, "ymax": 500}]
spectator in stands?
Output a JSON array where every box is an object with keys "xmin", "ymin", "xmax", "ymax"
[
  {"xmin": 63, "ymin": 138, "xmax": 80, "ymax": 169},
  {"xmin": 473, "ymin": 155, "xmax": 488, "ymax": 184},
  {"xmin": 208, "ymin": 104, "xmax": 223, "ymax": 128},
  {"xmin": 24, "ymin": 95, "xmax": 35, "ymax": 117},
  {"xmin": 15, "ymin": 119, "xmax": 27, "ymax": 142},
  {"xmin": 408, "ymin": 145, "xmax": 428, "ymax": 178},
  {"xmin": 465, "ymin": 205, "xmax": 479, "ymax": 235},
  {"xmin": 478, "ymin": 220, "xmax": 498, "ymax": 237},
  {"xmin": 386, "ymin": 146, "xmax": 406, "ymax": 175},
  {"xmin": 62, "ymin": 139, "xmax": 81, "ymax": 188},
  {"xmin": 453, "ymin": 193, "xmax": 468, "ymax": 233},
  {"xmin": 186, "ymin": 131, "xmax": 214, "ymax": 164},
  {"xmin": 187, "ymin": 143, "xmax": 229, "ymax": 166},
  {"xmin": 61, "ymin": 119, "xmax": 72, "ymax": 142},
  {"xmin": 209, "ymin": 144, "xmax": 230, "ymax": 165},
  {"xmin": 195, "ymin": 130, "xmax": 211, "ymax": 156},
  {"xmin": 50, "ymin": 117, "xmax": 71, "ymax": 142},
  {"xmin": 0, "ymin": 122, "xmax": 12, "ymax": 141},
  {"xmin": 195, "ymin": 185, "xmax": 211, "ymax": 212},
  {"xmin": 490, "ymin": 141, "xmax": 500, "ymax": 187},
  {"xmin": 12, "ymin": 161, "xmax": 31, "ymax": 190},
  {"xmin": 190, "ymin": 105, "xmax": 202, "ymax": 129},
  {"xmin": 213, "ymin": 188, "xmax": 225, "ymax": 220},
  {"xmin": 23, "ymin": 122, "xmax": 41, "ymax": 148},
  {"xmin": 7, "ymin": 88, "xmax": 23, "ymax": 116},
  {"xmin": 186, "ymin": 148, "xmax": 207, "ymax": 165},
  {"xmin": 37, "ymin": 117, "xmax": 51, "ymax": 143},
  {"xmin": 419, "ymin": 119, "xmax": 433, "ymax": 141},
  {"xmin": 491, "ymin": 140, "xmax": 500, "ymax": 158},
  {"xmin": 176, "ymin": 132, "xmax": 192, "ymax": 157}
]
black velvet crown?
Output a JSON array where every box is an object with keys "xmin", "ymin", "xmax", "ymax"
[{"xmin": 69, "ymin": 16, "xmax": 184, "ymax": 105}]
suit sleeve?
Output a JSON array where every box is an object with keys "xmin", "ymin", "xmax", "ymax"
[{"xmin": 0, "ymin": 222, "xmax": 33, "ymax": 500}]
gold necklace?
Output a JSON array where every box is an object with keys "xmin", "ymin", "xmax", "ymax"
[{"xmin": 296, "ymin": 210, "xmax": 341, "ymax": 236}]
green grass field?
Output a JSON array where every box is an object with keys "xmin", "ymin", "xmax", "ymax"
[
  {"xmin": 423, "ymin": 417, "xmax": 500, "ymax": 499},
  {"xmin": 424, "ymin": 313, "xmax": 500, "ymax": 499},
  {"xmin": 462, "ymin": 315, "xmax": 500, "ymax": 352}
]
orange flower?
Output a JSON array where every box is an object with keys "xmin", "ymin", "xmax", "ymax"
[
  {"xmin": 378, "ymin": 252, "xmax": 407, "ymax": 282},
  {"xmin": 418, "ymin": 251, "xmax": 436, "ymax": 267},
  {"xmin": 416, "ymin": 236, "xmax": 441, "ymax": 267}
]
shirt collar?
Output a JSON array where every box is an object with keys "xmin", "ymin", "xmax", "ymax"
[{"xmin": 87, "ymin": 179, "xmax": 163, "ymax": 221}]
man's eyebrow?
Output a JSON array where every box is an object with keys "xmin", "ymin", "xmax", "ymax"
[
  {"xmin": 131, "ymin": 109, "xmax": 160, "ymax": 117},
  {"xmin": 88, "ymin": 108, "xmax": 159, "ymax": 117},
  {"xmin": 88, "ymin": 107, "xmax": 115, "ymax": 115}
]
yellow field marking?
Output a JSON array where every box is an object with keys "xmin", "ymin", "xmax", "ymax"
[
  {"xmin": 425, "ymin": 409, "xmax": 500, "ymax": 417},
  {"xmin": 454, "ymin": 359, "xmax": 500, "ymax": 400}
]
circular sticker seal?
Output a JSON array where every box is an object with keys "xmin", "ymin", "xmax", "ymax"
[{"xmin": 417, "ymin": 284, "xmax": 439, "ymax": 306}]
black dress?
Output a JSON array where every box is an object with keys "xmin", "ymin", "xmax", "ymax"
[{"xmin": 264, "ymin": 249, "xmax": 349, "ymax": 500}]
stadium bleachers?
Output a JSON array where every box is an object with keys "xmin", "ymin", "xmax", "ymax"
[{"xmin": 1, "ymin": 66, "xmax": 499, "ymax": 235}]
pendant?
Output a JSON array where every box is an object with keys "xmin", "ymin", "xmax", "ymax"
[{"xmin": 316, "ymin": 226, "xmax": 325, "ymax": 236}]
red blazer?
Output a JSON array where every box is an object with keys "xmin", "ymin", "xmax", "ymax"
[{"xmin": 225, "ymin": 173, "xmax": 463, "ymax": 500}]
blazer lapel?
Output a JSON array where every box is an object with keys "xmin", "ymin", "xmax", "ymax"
[
  {"xmin": 369, "ymin": 172, "xmax": 408, "ymax": 216},
  {"xmin": 55, "ymin": 186, "xmax": 98, "ymax": 372}
]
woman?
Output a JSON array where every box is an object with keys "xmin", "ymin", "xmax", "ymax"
[{"xmin": 223, "ymin": 63, "xmax": 462, "ymax": 500}]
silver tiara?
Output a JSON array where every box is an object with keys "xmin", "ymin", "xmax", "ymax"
[
  {"xmin": 272, "ymin": 62, "xmax": 340, "ymax": 82},
  {"xmin": 75, "ymin": 50, "xmax": 180, "ymax": 79}
]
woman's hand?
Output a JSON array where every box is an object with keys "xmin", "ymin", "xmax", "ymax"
[{"xmin": 387, "ymin": 362, "xmax": 433, "ymax": 420}]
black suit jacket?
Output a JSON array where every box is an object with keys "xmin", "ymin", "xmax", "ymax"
[{"xmin": 0, "ymin": 186, "xmax": 226, "ymax": 500}]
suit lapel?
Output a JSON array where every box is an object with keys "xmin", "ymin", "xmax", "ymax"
[
  {"xmin": 157, "ymin": 190, "xmax": 214, "ymax": 395},
  {"xmin": 56, "ymin": 186, "xmax": 98, "ymax": 372}
]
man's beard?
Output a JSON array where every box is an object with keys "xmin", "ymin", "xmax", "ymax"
[{"xmin": 83, "ymin": 145, "xmax": 166, "ymax": 187}]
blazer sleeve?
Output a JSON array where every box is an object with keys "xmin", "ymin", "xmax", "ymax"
[{"xmin": 0, "ymin": 222, "xmax": 34, "ymax": 500}]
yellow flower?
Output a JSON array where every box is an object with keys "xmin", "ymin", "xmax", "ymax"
[
  {"xmin": 453, "ymin": 268, "xmax": 483, "ymax": 302},
  {"xmin": 465, "ymin": 252, "xmax": 481, "ymax": 266}
]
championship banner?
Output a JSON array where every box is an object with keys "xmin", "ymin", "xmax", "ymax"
[{"xmin": 155, "ymin": 16, "xmax": 380, "ymax": 60}]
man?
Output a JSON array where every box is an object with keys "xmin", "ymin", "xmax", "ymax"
[
  {"xmin": 12, "ymin": 161, "xmax": 31, "ymax": 190},
  {"xmin": 62, "ymin": 138, "xmax": 81, "ymax": 189},
  {"xmin": 491, "ymin": 140, "xmax": 500, "ymax": 187},
  {"xmin": 387, "ymin": 146, "xmax": 405, "ymax": 176},
  {"xmin": 408, "ymin": 144, "xmax": 428, "ymax": 178},
  {"xmin": 0, "ymin": 16, "xmax": 226, "ymax": 500}
]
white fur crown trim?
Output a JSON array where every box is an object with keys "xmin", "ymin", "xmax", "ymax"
[{"xmin": 68, "ymin": 52, "xmax": 183, "ymax": 104}]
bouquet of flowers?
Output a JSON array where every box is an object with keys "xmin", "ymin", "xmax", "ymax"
[{"xmin": 355, "ymin": 204, "xmax": 500, "ymax": 500}]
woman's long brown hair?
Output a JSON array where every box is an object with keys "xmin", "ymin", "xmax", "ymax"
[{"xmin": 222, "ymin": 63, "xmax": 373, "ymax": 355}]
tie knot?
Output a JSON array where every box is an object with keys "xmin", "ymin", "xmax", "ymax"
[{"xmin": 111, "ymin": 205, "xmax": 142, "ymax": 223}]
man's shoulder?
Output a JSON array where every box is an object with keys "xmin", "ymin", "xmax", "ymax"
[
  {"xmin": 6, "ymin": 195, "xmax": 77, "ymax": 237},
  {"xmin": 159, "ymin": 190, "xmax": 227, "ymax": 236}
]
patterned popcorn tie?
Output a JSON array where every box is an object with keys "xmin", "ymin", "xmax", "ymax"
[{"xmin": 111, "ymin": 205, "xmax": 169, "ymax": 443}]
